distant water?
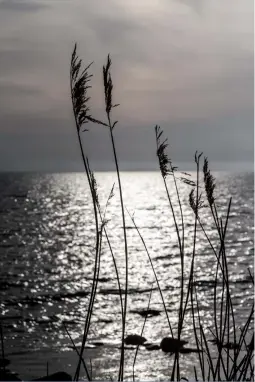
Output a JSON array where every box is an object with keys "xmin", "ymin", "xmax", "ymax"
[{"xmin": 0, "ymin": 171, "xmax": 254, "ymax": 380}]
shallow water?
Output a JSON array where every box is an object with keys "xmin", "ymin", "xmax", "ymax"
[{"xmin": 0, "ymin": 171, "xmax": 253, "ymax": 380}]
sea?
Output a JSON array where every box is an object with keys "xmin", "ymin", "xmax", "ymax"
[{"xmin": 0, "ymin": 171, "xmax": 254, "ymax": 381}]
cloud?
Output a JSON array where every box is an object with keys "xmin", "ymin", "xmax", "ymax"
[
  {"xmin": 0, "ymin": 0, "xmax": 253, "ymax": 170},
  {"xmin": 0, "ymin": 0, "xmax": 48, "ymax": 12}
]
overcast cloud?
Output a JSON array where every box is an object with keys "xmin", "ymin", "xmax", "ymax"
[{"xmin": 0, "ymin": 0, "xmax": 253, "ymax": 171}]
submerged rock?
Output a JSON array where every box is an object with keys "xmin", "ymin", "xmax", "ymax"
[
  {"xmin": 179, "ymin": 347, "xmax": 202, "ymax": 354},
  {"xmin": 131, "ymin": 309, "xmax": 161, "ymax": 317},
  {"xmin": 100, "ymin": 319, "xmax": 113, "ymax": 324},
  {"xmin": 144, "ymin": 343, "xmax": 161, "ymax": 351},
  {"xmin": 32, "ymin": 371, "xmax": 72, "ymax": 381},
  {"xmin": 89, "ymin": 341, "xmax": 104, "ymax": 347},
  {"xmin": 118, "ymin": 345, "xmax": 137, "ymax": 350},
  {"xmin": 160, "ymin": 337, "xmax": 188, "ymax": 353},
  {"xmin": 0, "ymin": 371, "xmax": 21, "ymax": 381},
  {"xmin": 124, "ymin": 334, "xmax": 147, "ymax": 346},
  {"xmin": 0, "ymin": 358, "xmax": 10, "ymax": 368},
  {"xmin": 210, "ymin": 339, "xmax": 240, "ymax": 350}
]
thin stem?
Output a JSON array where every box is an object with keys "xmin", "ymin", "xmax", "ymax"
[
  {"xmin": 70, "ymin": 58, "xmax": 101, "ymax": 381},
  {"xmin": 108, "ymin": 122, "xmax": 128, "ymax": 382},
  {"xmin": 63, "ymin": 323, "xmax": 91, "ymax": 380},
  {"xmin": 127, "ymin": 209, "xmax": 173, "ymax": 336},
  {"xmin": 132, "ymin": 284, "xmax": 154, "ymax": 381}
]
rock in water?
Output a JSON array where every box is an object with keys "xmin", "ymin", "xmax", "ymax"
[
  {"xmin": 124, "ymin": 334, "xmax": 147, "ymax": 346},
  {"xmin": 0, "ymin": 358, "xmax": 10, "ymax": 368},
  {"xmin": 179, "ymin": 347, "xmax": 202, "ymax": 354},
  {"xmin": 0, "ymin": 371, "xmax": 21, "ymax": 381},
  {"xmin": 32, "ymin": 372, "xmax": 72, "ymax": 381},
  {"xmin": 144, "ymin": 343, "xmax": 161, "ymax": 351},
  {"xmin": 131, "ymin": 309, "xmax": 161, "ymax": 317},
  {"xmin": 89, "ymin": 341, "xmax": 104, "ymax": 347},
  {"xmin": 160, "ymin": 337, "xmax": 188, "ymax": 353}
]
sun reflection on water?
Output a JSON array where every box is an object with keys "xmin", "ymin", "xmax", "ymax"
[{"xmin": 0, "ymin": 171, "xmax": 253, "ymax": 380}]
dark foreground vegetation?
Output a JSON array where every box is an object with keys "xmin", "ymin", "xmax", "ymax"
[{"xmin": 0, "ymin": 44, "xmax": 253, "ymax": 381}]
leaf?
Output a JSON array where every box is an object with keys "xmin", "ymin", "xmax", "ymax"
[
  {"xmin": 112, "ymin": 121, "xmax": 118, "ymax": 129},
  {"xmin": 181, "ymin": 171, "xmax": 191, "ymax": 177},
  {"xmin": 86, "ymin": 116, "xmax": 109, "ymax": 127}
]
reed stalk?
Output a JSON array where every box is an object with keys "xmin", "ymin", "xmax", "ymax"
[{"xmin": 68, "ymin": 48, "xmax": 253, "ymax": 381}]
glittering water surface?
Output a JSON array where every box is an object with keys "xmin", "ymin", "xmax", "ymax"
[{"xmin": 0, "ymin": 171, "xmax": 253, "ymax": 380}]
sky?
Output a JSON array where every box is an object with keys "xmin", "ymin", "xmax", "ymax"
[{"xmin": 0, "ymin": 0, "xmax": 253, "ymax": 171}]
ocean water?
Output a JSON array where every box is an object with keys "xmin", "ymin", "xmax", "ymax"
[{"xmin": 0, "ymin": 171, "xmax": 254, "ymax": 380}]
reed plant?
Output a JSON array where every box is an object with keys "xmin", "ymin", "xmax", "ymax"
[{"xmin": 69, "ymin": 44, "xmax": 254, "ymax": 381}]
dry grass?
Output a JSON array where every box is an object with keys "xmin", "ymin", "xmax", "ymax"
[{"xmin": 69, "ymin": 44, "xmax": 254, "ymax": 382}]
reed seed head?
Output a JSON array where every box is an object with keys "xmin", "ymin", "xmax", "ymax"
[
  {"xmin": 155, "ymin": 125, "xmax": 176, "ymax": 179},
  {"xmin": 203, "ymin": 157, "xmax": 216, "ymax": 206},
  {"xmin": 70, "ymin": 44, "xmax": 94, "ymax": 132}
]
